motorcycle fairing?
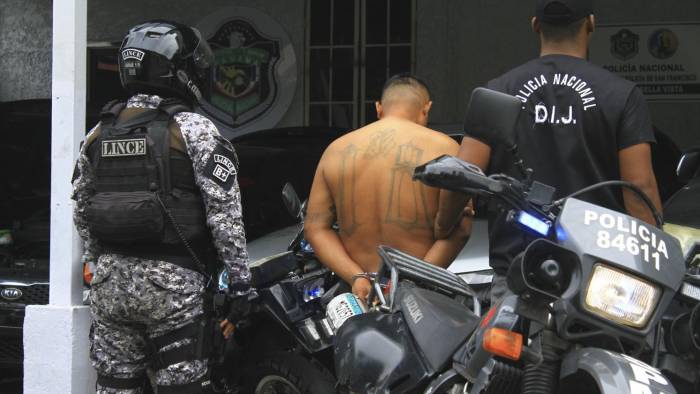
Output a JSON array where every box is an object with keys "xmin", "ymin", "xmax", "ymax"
[
  {"xmin": 334, "ymin": 312, "xmax": 432, "ymax": 394},
  {"xmin": 560, "ymin": 348, "xmax": 677, "ymax": 394},
  {"xmin": 553, "ymin": 198, "xmax": 685, "ymax": 338},
  {"xmin": 557, "ymin": 198, "xmax": 684, "ymax": 288},
  {"xmin": 396, "ymin": 284, "xmax": 479, "ymax": 373}
]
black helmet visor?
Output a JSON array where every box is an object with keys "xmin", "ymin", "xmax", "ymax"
[{"xmin": 190, "ymin": 28, "xmax": 214, "ymax": 69}]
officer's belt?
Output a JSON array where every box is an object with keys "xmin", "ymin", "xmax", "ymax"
[{"xmin": 103, "ymin": 244, "xmax": 206, "ymax": 273}]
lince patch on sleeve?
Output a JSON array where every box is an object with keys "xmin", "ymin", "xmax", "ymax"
[
  {"xmin": 101, "ymin": 138, "xmax": 147, "ymax": 157},
  {"xmin": 205, "ymin": 144, "xmax": 238, "ymax": 190}
]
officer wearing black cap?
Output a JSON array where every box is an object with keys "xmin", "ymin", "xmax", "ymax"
[
  {"xmin": 72, "ymin": 20, "xmax": 251, "ymax": 393},
  {"xmin": 436, "ymin": 0, "xmax": 661, "ymax": 301}
]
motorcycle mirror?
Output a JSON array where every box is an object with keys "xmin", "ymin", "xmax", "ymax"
[
  {"xmin": 281, "ymin": 182, "xmax": 302, "ymax": 220},
  {"xmin": 677, "ymin": 149, "xmax": 700, "ymax": 184},
  {"xmin": 464, "ymin": 88, "xmax": 522, "ymax": 151}
]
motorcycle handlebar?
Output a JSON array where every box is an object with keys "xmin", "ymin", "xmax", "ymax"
[{"xmin": 412, "ymin": 155, "xmax": 506, "ymax": 196}]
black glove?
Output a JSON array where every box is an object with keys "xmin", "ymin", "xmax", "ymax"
[{"xmin": 225, "ymin": 295, "xmax": 250, "ymax": 324}]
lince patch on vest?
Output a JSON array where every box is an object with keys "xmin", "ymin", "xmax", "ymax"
[
  {"xmin": 121, "ymin": 48, "xmax": 145, "ymax": 62},
  {"xmin": 101, "ymin": 138, "xmax": 147, "ymax": 157}
]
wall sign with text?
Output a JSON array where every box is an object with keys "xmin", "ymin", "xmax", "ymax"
[
  {"xmin": 590, "ymin": 23, "xmax": 700, "ymax": 101},
  {"xmin": 197, "ymin": 7, "xmax": 298, "ymax": 137}
]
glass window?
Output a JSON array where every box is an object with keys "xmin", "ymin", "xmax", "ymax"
[
  {"xmin": 332, "ymin": 104, "xmax": 354, "ymax": 129},
  {"xmin": 365, "ymin": 102, "xmax": 377, "ymax": 124},
  {"xmin": 310, "ymin": 0, "xmax": 331, "ymax": 46},
  {"xmin": 309, "ymin": 49, "xmax": 330, "ymax": 102},
  {"xmin": 309, "ymin": 104, "xmax": 330, "ymax": 126},
  {"xmin": 365, "ymin": 47, "xmax": 387, "ymax": 102},
  {"xmin": 389, "ymin": 0, "xmax": 412, "ymax": 43},
  {"xmin": 333, "ymin": 0, "xmax": 356, "ymax": 45},
  {"xmin": 332, "ymin": 48, "xmax": 354, "ymax": 101},
  {"xmin": 389, "ymin": 46, "xmax": 411, "ymax": 76},
  {"xmin": 366, "ymin": 0, "xmax": 388, "ymax": 44},
  {"xmin": 306, "ymin": 0, "xmax": 414, "ymax": 129}
]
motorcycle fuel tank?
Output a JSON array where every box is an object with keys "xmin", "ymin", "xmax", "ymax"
[
  {"xmin": 396, "ymin": 284, "xmax": 479, "ymax": 372},
  {"xmin": 334, "ymin": 312, "xmax": 431, "ymax": 394},
  {"xmin": 334, "ymin": 284, "xmax": 479, "ymax": 393}
]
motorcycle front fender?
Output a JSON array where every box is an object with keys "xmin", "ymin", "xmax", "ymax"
[{"xmin": 560, "ymin": 348, "xmax": 676, "ymax": 394}]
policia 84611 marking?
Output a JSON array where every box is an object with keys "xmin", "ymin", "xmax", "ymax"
[{"xmin": 584, "ymin": 210, "xmax": 669, "ymax": 270}]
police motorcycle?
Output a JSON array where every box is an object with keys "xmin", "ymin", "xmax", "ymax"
[
  {"xmin": 650, "ymin": 148, "xmax": 700, "ymax": 394},
  {"xmin": 212, "ymin": 183, "xmax": 341, "ymax": 393},
  {"xmin": 331, "ymin": 88, "xmax": 685, "ymax": 394}
]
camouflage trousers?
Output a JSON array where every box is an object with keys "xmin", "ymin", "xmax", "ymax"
[{"xmin": 89, "ymin": 254, "xmax": 208, "ymax": 394}]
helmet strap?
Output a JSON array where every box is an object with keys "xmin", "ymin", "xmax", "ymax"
[{"xmin": 176, "ymin": 69, "xmax": 203, "ymax": 103}]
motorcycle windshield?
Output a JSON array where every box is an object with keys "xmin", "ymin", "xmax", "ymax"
[{"xmin": 555, "ymin": 198, "xmax": 685, "ymax": 289}]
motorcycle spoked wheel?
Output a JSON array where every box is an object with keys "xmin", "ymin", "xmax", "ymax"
[{"xmin": 241, "ymin": 352, "xmax": 335, "ymax": 394}]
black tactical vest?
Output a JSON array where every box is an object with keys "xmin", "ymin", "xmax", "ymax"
[{"xmin": 84, "ymin": 99, "xmax": 210, "ymax": 265}]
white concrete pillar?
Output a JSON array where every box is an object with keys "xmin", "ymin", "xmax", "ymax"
[{"xmin": 24, "ymin": 0, "xmax": 95, "ymax": 393}]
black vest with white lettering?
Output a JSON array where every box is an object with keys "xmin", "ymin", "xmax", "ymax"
[{"xmin": 85, "ymin": 100, "xmax": 209, "ymax": 263}]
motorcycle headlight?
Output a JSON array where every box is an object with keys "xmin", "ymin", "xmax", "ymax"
[{"xmin": 584, "ymin": 264, "xmax": 660, "ymax": 328}]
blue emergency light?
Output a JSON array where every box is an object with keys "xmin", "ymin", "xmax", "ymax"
[{"xmin": 516, "ymin": 211, "xmax": 551, "ymax": 236}]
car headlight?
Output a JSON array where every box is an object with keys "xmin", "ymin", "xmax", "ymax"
[{"xmin": 584, "ymin": 264, "xmax": 660, "ymax": 328}]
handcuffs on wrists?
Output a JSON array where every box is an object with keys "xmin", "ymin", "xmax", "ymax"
[{"xmin": 351, "ymin": 272, "xmax": 376, "ymax": 286}]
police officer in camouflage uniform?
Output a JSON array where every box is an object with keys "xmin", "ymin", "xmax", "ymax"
[{"xmin": 72, "ymin": 21, "xmax": 251, "ymax": 394}]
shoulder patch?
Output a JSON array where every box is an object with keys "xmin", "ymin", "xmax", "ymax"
[{"xmin": 205, "ymin": 144, "xmax": 238, "ymax": 191}]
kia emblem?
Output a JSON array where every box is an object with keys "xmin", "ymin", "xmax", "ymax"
[{"xmin": 1, "ymin": 288, "xmax": 23, "ymax": 301}]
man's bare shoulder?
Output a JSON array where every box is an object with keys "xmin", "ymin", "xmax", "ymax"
[
  {"xmin": 420, "ymin": 127, "xmax": 459, "ymax": 150},
  {"xmin": 316, "ymin": 131, "xmax": 362, "ymax": 176}
]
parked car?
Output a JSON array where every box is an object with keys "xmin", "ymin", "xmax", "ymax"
[
  {"xmin": 232, "ymin": 126, "xmax": 348, "ymax": 239},
  {"xmin": 0, "ymin": 100, "xmax": 52, "ymax": 371},
  {"xmin": 0, "ymin": 210, "xmax": 49, "ymax": 370}
]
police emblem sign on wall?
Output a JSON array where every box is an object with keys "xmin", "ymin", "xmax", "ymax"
[
  {"xmin": 198, "ymin": 7, "xmax": 297, "ymax": 137},
  {"xmin": 591, "ymin": 23, "xmax": 700, "ymax": 101}
]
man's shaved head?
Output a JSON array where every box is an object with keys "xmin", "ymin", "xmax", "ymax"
[
  {"xmin": 376, "ymin": 73, "xmax": 433, "ymax": 125},
  {"xmin": 380, "ymin": 73, "xmax": 431, "ymax": 108}
]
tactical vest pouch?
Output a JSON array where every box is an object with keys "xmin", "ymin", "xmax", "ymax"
[
  {"xmin": 160, "ymin": 189, "xmax": 208, "ymax": 245},
  {"xmin": 86, "ymin": 191, "xmax": 164, "ymax": 243}
]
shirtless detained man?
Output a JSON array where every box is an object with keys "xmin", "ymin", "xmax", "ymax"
[{"xmin": 305, "ymin": 74, "xmax": 472, "ymax": 301}]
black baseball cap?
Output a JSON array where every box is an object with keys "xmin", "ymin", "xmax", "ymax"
[{"xmin": 536, "ymin": 0, "xmax": 593, "ymax": 25}]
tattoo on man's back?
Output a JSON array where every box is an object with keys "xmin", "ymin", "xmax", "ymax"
[
  {"xmin": 364, "ymin": 128, "xmax": 396, "ymax": 159},
  {"xmin": 339, "ymin": 144, "xmax": 359, "ymax": 236},
  {"xmin": 385, "ymin": 142, "xmax": 432, "ymax": 231}
]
